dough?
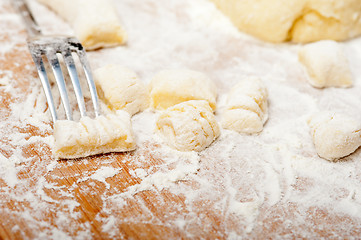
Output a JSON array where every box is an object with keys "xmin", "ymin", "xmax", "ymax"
[
  {"xmin": 94, "ymin": 64, "xmax": 149, "ymax": 116},
  {"xmin": 149, "ymin": 69, "xmax": 217, "ymax": 111},
  {"xmin": 53, "ymin": 111, "xmax": 136, "ymax": 159},
  {"xmin": 37, "ymin": 0, "xmax": 127, "ymax": 50},
  {"xmin": 156, "ymin": 100, "xmax": 220, "ymax": 152},
  {"xmin": 308, "ymin": 112, "xmax": 361, "ymax": 161},
  {"xmin": 221, "ymin": 77, "xmax": 268, "ymax": 134},
  {"xmin": 298, "ymin": 40, "xmax": 353, "ymax": 88},
  {"xmin": 210, "ymin": 0, "xmax": 361, "ymax": 43}
]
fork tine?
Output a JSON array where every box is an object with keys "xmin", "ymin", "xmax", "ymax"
[
  {"xmin": 62, "ymin": 49, "xmax": 87, "ymax": 118},
  {"xmin": 76, "ymin": 49, "xmax": 101, "ymax": 117},
  {"xmin": 46, "ymin": 50, "xmax": 73, "ymax": 121},
  {"xmin": 30, "ymin": 53, "xmax": 58, "ymax": 122}
]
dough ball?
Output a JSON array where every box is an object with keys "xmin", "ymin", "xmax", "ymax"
[
  {"xmin": 210, "ymin": 0, "xmax": 361, "ymax": 43},
  {"xmin": 156, "ymin": 100, "xmax": 220, "ymax": 152},
  {"xmin": 149, "ymin": 69, "xmax": 217, "ymax": 111},
  {"xmin": 308, "ymin": 112, "xmax": 361, "ymax": 161},
  {"xmin": 37, "ymin": 0, "xmax": 127, "ymax": 50},
  {"xmin": 298, "ymin": 40, "xmax": 353, "ymax": 88},
  {"xmin": 221, "ymin": 77, "xmax": 268, "ymax": 134},
  {"xmin": 53, "ymin": 111, "xmax": 136, "ymax": 159},
  {"xmin": 94, "ymin": 64, "xmax": 149, "ymax": 116}
]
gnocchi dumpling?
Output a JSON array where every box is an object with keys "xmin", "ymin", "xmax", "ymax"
[
  {"xmin": 94, "ymin": 65, "xmax": 149, "ymax": 116},
  {"xmin": 221, "ymin": 77, "xmax": 268, "ymax": 134},
  {"xmin": 37, "ymin": 0, "xmax": 127, "ymax": 50},
  {"xmin": 308, "ymin": 112, "xmax": 361, "ymax": 161},
  {"xmin": 53, "ymin": 111, "xmax": 136, "ymax": 159},
  {"xmin": 149, "ymin": 69, "xmax": 217, "ymax": 111},
  {"xmin": 156, "ymin": 100, "xmax": 220, "ymax": 152},
  {"xmin": 298, "ymin": 40, "xmax": 353, "ymax": 88}
]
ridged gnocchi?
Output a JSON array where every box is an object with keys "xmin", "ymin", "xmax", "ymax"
[
  {"xmin": 221, "ymin": 77, "xmax": 268, "ymax": 134},
  {"xmin": 308, "ymin": 112, "xmax": 361, "ymax": 161},
  {"xmin": 156, "ymin": 100, "xmax": 220, "ymax": 152},
  {"xmin": 149, "ymin": 69, "xmax": 217, "ymax": 111},
  {"xmin": 53, "ymin": 111, "xmax": 136, "ymax": 159},
  {"xmin": 94, "ymin": 64, "xmax": 149, "ymax": 116}
]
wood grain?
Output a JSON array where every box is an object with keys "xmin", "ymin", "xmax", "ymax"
[{"xmin": 1, "ymin": 1, "xmax": 361, "ymax": 239}]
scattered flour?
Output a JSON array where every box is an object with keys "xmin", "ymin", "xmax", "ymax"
[{"xmin": 1, "ymin": 0, "xmax": 361, "ymax": 238}]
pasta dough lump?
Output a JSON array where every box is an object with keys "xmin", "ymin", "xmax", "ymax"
[
  {"xmin": 308, "ymin": 112, "xmax": 361, "ymax": 161},
  {"xmin": 149, "ymin": 69, "xmax": 217, "ymax": 111},
  {"xmin": 94, "ymin": 64, "xmax": 149, "ymax": 116},
  {"xmin": 53, "ymin": 111, "xmax": 136, "ymax": 159},
  {"xmin": 298, "ymin": 40, "xmax": 353, "ymax": 88},
  {"xmin": 156, "ymin": 100, "xmax": 220, "ymax": 152},
  {"xmin": 210, "ymin": 0, "xmax": 361, "ymax": 43},
  {"xmin": 221, "ymin": 77, "xmax": 268, "ymax": 134}
]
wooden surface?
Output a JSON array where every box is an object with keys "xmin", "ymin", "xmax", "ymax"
[{"xmin": 1, "ymin": 1, "xmax": 361, "ymax": 239}]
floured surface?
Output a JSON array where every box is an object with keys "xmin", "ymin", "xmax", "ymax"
[{"xmin": 1, "ymin": 0, "xmax": 361, "ymax": 239}]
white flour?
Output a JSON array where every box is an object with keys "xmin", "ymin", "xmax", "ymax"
[{"xmin": 1, "ymin": 0, "xmax": 361, "ymax": 239}]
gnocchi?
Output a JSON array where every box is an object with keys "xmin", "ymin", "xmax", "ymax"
[
  {"xmin": 298, "ymin": 40, "xmax": 353, "ymax": 88},
  {"xmin": 149, "ymin": 69, "xmax": 217, "ymax": 111},
  {"xmin": 308, "ymin": 112, "xmax": 361, "ymax": 161},
  {"xmin": 156, "ymin": 100, "xmax": 220, "ymax": 152},
  {"xmin": 221, "ymin": 77, "xmax": 268, "ymax": 134}
]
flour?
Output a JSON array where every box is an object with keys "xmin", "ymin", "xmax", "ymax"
[{"xmin": 1, "ymin": 0, "xmax": 361, "ymax": 238}]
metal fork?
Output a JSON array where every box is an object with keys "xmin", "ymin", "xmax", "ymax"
[{"xmin": 12, "ymin": 0, "xmax": 101, "ymax": 122}]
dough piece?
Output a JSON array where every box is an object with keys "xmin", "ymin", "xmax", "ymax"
[
  {"xmin": 210, "ymin": 0, "xmax": 361, "ymax": 43},
  {"xmin": 37, "ymin": 0, "xmax": 127, "ymax": 50},
  {"xmin": 221, "ymin": 77, "xmax": 268, "ymax": 134},
  {"xmin": 94, "ymin": 65, "xmax": 149, "ymax": 116},
  {"xmin": 308, "ymin": 112, "xmax": 361, "ymax": 161},
  {"xmin": 298, "ymin": 40, "xmax": 353, "ymax": 88},
  {"xmin": 156, "ymin": 100, "xmax": 220, "ymax": 152},
  {"xmin": 149, "ymin": 69, "xmax": 217, "ymax": 111},
  {"xmin": 53, "ymin": 111, "xmax": 136, "ymax": 159}
]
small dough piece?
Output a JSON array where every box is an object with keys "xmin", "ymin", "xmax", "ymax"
[
  {"xmin": 298, "ymin": 40, "xmax": 353, "ymax": 88},
  {"xmin": 156, "ymin": 100, "xmax": 220, "ymax": 152},
  {"xmin": 53, "ymin": 111, "xmax": 136, "ymax": 159},
  {"xmin": 210, "ymin": 0, "xmax": 361, "ymax": 43},
  {"xmin": 221, "ymin": 77, "xmax": 268, "ymax": 134},
  {"xmin": 308, "ymin": 112, "xmax": 361, "ymax": 161},
  {"xmin": 149, "ymin": 69, "xmax": 217, "ymax": 111},
  {"xmin": 37, "ymin": 0, "xmax": 127, "ymax": 50},
  {"xmin": 94, "ymin": 65, "xmax": 149, "ymax": 116}
]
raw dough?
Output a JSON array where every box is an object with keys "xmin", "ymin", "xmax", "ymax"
[
  {"xmin": 94, "ymin": 64, "xmax": 149, "ymax": 116},
  {"xmin": 149, "ymin": 69, "xmax": 217, "ymax": 111},
  {"xmin": 37, "ymin": 0, "xmax": 127, "ymax": 50},
  {"xmin": 298, "ymin": 40, "xmax": 353, "ymax": 88},
  {"xmin": 53, "ymin": 111, "xmax": 136, "ymax": 159},
  {"xmin": 210, "ymin": 0, "xmax": 361, "ymax": 43},
  {"xmin": 156, "ymin": 100, "xmax": 220, "ymax": 152},
  {"xmin": 221, "ymin": 77, "xmax": 268, "ymax": 134},
  {"xmin": 308, "ymin": 112, "xmax": 361, "ymax": 161}
]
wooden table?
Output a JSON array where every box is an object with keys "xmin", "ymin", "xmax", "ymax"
[{"xmin": 1, "ymin": 0, "xmax": 361, "ymax": 239}]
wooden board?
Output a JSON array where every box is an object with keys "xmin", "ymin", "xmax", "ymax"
[{"xmin": 1, "ymin": 0, "xmax": 361, "ymax": 239}]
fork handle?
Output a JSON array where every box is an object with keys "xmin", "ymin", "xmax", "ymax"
[{"xmin": 12, "ymin": 0, "xmax": 41, "ymax": 37}]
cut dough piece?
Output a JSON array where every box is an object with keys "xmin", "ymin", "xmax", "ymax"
[
  {"xmin": 94, "ymin": 64, "xmax": 149, "ymax": 116},
  {"xmin": 149, "ymin": 69, "xmax": 217, "ymax": 111},
  {"xmin": 156, "ymin": 100, "xmax": 220, "ymax": 152},
  {"xmin": 221, "ymin": 77, "xmax": 268, "ymax": 134},
  {"xmin": 298, "ymin": 40, "xmax": 353, "ymax": 88},
  {"xmin": 53, "ymin": 111, "xmax": 136, "ymax": 159},
  {"xmin": 37, "ymin": 0, "xmax": 127, "ymax": 50},
  {"xmin": 308, "ymin": 112, "xmax": 361, "ymax": 161},
  {"xmin": 210, "ymin": 0, "xmax": 361, "ymax": 43}
]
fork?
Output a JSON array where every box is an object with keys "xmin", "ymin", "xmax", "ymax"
[{"xmin": 12, "ymin": 0, "xmax": 101, "ymax": 122}]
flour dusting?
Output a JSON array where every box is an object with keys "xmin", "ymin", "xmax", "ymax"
[{"xmin": 1, "ymin": 0, "xmax": 361, "ymax": 239}]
